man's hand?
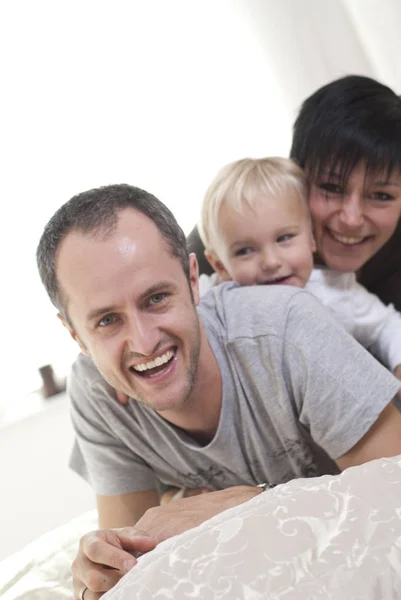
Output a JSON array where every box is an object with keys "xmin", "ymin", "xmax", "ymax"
[
  {"xmin": 72, "ymin": 529, "xmax": 156, "ymax": 599},
  {"xmin": 134, "ymin": 485, "xmax": 260, "ymax": 542},
  {"xmin": 73, "ymin": 486, "xmax": 260, "ymax": 597},
  {"xmin": 393, "ymin": 364, "xmax": 401, "ymax": 383},
  {"xmin": 159, "ymin": 486, "xmax": 212, "ymax": 505},
  {"xmin": 393, "ymin": 365, "xmax": 401, "ymax": 398},
  {"xmin": 394, "ymin": 364, "xmax": 401, "ymax": 379},
  {"xmin": 115, "ymin": 390, "xmax": 129, "ymax": 405}
]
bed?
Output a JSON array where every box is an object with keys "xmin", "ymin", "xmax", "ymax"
[
  {"xmin": 2, "ymin": 455, "xmax": 401, "ymax": 599},
  {"xmin": 0, "ymin": 511, "xmax": 98, "ymax": 600}
]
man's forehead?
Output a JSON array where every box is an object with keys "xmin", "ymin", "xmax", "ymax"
[
  {"xmin": 57, "ymin": 211, "xmax": 179, "ymax": 294},
  {"xmin": 60, "ymin": 209, "xmax": 167, "ymax": 254},
  {"xmin": 58, "ymin": 242, "xmax": 184, "ymax": 323}
]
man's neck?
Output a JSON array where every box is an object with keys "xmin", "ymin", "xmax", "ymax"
[{"xmin": 157, "ymin": 324, "xmax": 222, "ymax": 445}]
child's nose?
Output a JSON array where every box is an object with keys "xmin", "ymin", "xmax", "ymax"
[{"xmin": 260, "ymin": 250, "xmax": 281, "ymax": 271}]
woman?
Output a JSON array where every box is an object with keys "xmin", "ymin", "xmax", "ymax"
[{"xmin": 188, "ymin": 75, "xmax": 401, "ymax": 309}]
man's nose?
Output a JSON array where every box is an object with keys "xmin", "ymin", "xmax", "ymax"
[
  {"xmin": 125, "ymin": 312, "xmax": 160, "ymax": 356},
  {"xmin": 339, "ymin": 195, "xmax": 365, "ymax": 228}
]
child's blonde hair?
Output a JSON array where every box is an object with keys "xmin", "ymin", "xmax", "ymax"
[{"xmin": 198, "ymin": 157, "xmax": 307, "ymax": 252}]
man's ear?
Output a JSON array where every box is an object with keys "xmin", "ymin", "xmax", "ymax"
[
  {"xmin": 188, "ymin": 253, "xmax": 200, "ymax": 305},
  {"xmin": 204, "ymin": 249, "xmax": 231, "ymax": 281},
  {"xmin": 57, "ymin": 313, "xmax": 90, "ymax": 356}
]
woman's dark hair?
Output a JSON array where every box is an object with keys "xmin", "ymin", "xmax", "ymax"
[{"xmin": 290, "ymin": 75, "xmax": 401, "ymax": 185}]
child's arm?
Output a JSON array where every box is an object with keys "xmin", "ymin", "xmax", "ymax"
[
  {"xmin": 307, "ymin": 269, "xmax": 401, "ymax": 376},
  {"xmin": 349, "ymin": 277, "xmax": 401, "ymax": 376}
]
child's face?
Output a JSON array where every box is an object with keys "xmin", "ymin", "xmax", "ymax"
[{"xmin": 209, "ymin": 189, "xmax": 316, "ymax": 288}]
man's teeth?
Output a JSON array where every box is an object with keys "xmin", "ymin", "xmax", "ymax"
[
  {"xmin": 133, "ymin": 350, "xmax": 174, "ymax": 372},
  {"xmin": 331, "ymin": 232, "xmax": 365, "ymax": 245}
]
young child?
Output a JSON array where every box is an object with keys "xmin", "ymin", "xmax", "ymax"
[{"xmin": 198, "ymin": 157, "xmax": 401, "ymax": 378}]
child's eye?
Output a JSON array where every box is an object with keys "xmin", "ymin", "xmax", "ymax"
[
  {"xmin": 277, "ymin": 234, "xmax": 294, "ymax": 243},
  {"xmin": 235, "ymin": 247, "xmax": 254, "ymax": 256}
]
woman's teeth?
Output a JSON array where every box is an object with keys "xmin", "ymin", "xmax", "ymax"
[{"xmin": 330, "ymin": 232, "xmax": 366, "ymax": 245}]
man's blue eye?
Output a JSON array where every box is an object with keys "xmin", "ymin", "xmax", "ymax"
[
  {"xmin": 98, "ymin": 315, "xmax": 116, "ymax": 327},
  {"xmin": 150, "ymin": 293, "xmax": 166, "ymax": 304}
]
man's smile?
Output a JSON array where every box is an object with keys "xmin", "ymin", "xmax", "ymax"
[{"xmin": 130, "ymin": 347, "xmax": 176, "ymax": 378}]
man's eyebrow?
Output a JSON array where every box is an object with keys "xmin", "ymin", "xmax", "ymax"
[
  {"xmin": 86, "ymin": 305, "xmax": 117, "ymax": 323},
  {"xmin": 143, "ymin": 281, "xmax": 177, "ymax": 297},
  {"xmin": 85, "ymin": 282, "xmax": 177, "ymax": 323}
]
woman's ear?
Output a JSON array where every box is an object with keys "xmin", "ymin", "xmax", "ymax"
[{"xmin": 204, "ymin": 249, "xmax": 232, "ymax": 281}]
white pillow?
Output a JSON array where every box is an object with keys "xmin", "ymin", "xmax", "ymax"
[{"xmin": 105, "ymin": 455, "xmax": 401, "ymax": 600}]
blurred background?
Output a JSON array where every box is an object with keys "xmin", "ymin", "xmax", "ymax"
[{"xmin": 1, "ymin": 0, "xmax": 400, "ymax": 559}]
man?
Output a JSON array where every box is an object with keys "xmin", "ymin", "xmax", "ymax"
[{"xmin": 37, "ymin": 184, "xmax": 401, "ymax": 599}]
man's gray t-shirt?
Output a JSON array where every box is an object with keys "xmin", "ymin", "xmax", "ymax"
[{"xmin": 69, "ymin": 284, "xmax": 400, "ymax": 495}]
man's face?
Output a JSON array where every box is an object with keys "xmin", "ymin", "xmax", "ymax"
[{"xmin": 57, "ymin": 209, "xmax": 202, "ymax": 413}]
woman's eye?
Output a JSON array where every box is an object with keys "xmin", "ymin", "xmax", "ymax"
[
  {"xmin": 149, "ymin": 293, "xmax": 167, "ymax": 305},
  {"xmin": 235, "ymin": 247, "xmax": 254, "ymax": 256},
  {"xmin": 277, "ymin": 234, "xmax": 294, "ymax": 243},
  {"xmin": 318, "ymin": 182, "xmax": 343, "ymax": 195},
  {"xmin": 371, "ymin": 191, "xmax": 393, "ymax": 201},
  {"xmin": 98, "ymin": 314, "xmax": 117, "ymax": 327}
]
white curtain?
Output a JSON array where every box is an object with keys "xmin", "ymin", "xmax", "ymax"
[
  {"xmin": 239, "ymin": 0, "xmax": 401, "ymax": 119},
  {"xmin": 1, "ymin": 0, "xmax": 399, "ymax": 414}
]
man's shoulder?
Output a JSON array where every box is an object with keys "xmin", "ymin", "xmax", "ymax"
[
  {"xmin": 69, "ymin": 353, "xmax": 111, "ymax": 398},
  {"xmin": 199, "ymin": 282, "xmax": 318, "ymax": 339},
  {"xmin": 71, "ymin": 352, "xmax": 101, "ymax": 379}
]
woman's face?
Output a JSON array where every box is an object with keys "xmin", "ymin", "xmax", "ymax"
[{"xmin": 309, "ymin": 162, "xmax": 401, "ymax": 272}]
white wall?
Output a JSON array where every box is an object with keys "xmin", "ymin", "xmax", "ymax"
[
  {"xmin": 0, "ymin": 394, "xmax": 95, "ymax": 560},
  {"xmin": 240, "ymin": 0, "xmax": 375, "ymax": 118},
  {"xmin": 0, "ymin": 1, "xmax": 292, "ymax": 411},
  {"xmin": 343, "ymin": 0, "xmax": 401, "ymax": 91},
  {"xmin": 3, "ymin": 0, "xmax": 400, "ymax": 411}
]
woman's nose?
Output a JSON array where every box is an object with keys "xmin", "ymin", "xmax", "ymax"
[{"xmin": 338, "ymin": 195, "xmax": 364, "ymax": 228}]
